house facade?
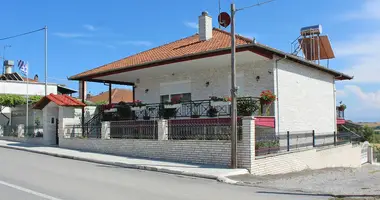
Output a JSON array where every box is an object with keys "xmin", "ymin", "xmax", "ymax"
[
  {"xmin": 0, "ymin": 61, "xmax": 77, "ymax": 127},
  {"xmin": 69, "ymin": 12, "xmax": 351, "ymax": 135}
]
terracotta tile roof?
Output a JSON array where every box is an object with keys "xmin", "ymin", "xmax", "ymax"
[
  {"xmin": 87, "ymin": 89, "xmax": 133, "ymax": 104},
  {"xmin": 70, "ymin": 28, "xmax": 253, "ymax": 80},
  {"xmin": 33, "ymin": 94, "xmax": 86, "ymax": 109}
]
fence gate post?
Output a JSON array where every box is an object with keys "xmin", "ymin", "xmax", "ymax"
[
  {"xmin": 157, "ymin": 119, "xmax": 168, "ymax": 140},
  {"xmin": 101, "ymin": 121, "xmax": 110, "ymax": 139},
  {"xmin": 241, "ymin": 117, "xmax": 255, "ymax": 173},
  {"xmin": 312, "ymin": 130, "xmax": 315, "ymax": 147},
  {"xmin": 287, "ymin": 131, "xmax": 290, "ymax": 151}
]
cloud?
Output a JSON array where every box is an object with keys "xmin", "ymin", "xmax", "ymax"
[
  {"xmin": 344, "ymin": 85, "xmax": 380, "ymax": 109},
  {"xmin": 336, "ymin": 89, "xmax": 346, "ymax": 97},
  {"xmin": 184, "ymin": 21, "xmax": 198, "ymax": 29},
  {"xmin": 119, "ymin": 40, "xmax": 152, "ymax": 47},
  {"xmin": 75, "ymin": 40, "xmax": 115, "ymax": 49},
  {"xmin": 341, "ymin": 0, "xmax": 380, "ymax": 20},
  {"xmin": 53, "ymin": 32, "xmax": 90, "ymax": 38},
  {"xmin": 335, "ymin": 32, "xmax": 380, "ymax": 83},
  {"xmin": 83, "ymin": 24, "xmax": 97, "ymax": 31}
]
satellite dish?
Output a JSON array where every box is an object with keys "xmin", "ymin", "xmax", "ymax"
[{"xmin": 218, "ymin": 12, "xmax": 231, "ymax": 28}]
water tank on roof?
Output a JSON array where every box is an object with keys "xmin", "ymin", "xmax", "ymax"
[{"xmin": 300, "ymin": 25, "xmax": 322, "ymax": 36}]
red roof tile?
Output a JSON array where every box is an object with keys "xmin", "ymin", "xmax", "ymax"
[
  {"xmin": 87, "ymin": 89, "xmax": 133, "ymax": 104},
  {"xmin": 33, "ymin": 94, "xmax": 86, "ymax": 109},
  {"xmin": 70, "ymin": 28, "xmax": 253, "ymax": 80}
]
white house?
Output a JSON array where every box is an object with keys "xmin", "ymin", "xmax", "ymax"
[
  {"xmin": 0, "ymin": 61, "xmax": 77, "ymax": 127},
  {"xmin": 69, "ymin": 12, "xmax": 352, "ymax": 135}
]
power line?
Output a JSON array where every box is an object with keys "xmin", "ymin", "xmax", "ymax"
[{"xmin": 0, "ymin": 28, "xmax": 45, "ymax": 41}]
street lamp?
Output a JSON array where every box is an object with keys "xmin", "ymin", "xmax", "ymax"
[
  {"xmin": 229, "ymin": 0, "xmax": 275, "ymax": 169},
  {"xmin": 2, "ymin": 45, "xmax": 11, "ymax": 74}
]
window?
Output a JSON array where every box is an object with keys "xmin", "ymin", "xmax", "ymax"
[{"xmin": 160, "ymin": 93, "xmax": 191, "ymax": 103}]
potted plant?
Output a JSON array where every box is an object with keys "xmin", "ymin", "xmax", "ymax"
[
  {"xmin": 237, "ymin": 98, "xmax": 259, "ymax": 116},
  {"xmin": 191, "ymin": 109, "xmax": 201, "ymax": 118},
  {"xmin": 338, "ymin": 104, "xmax": 346, "ymax": 111},
  {"xmin": 143, "ymin": 115, "xmax": 151, "ymax": 120},
  {"xmin": 207, "ymin": 106, "xmax": 218, "ymax": 117},
  {"xmin": 131, "ymin": 100, "xmax": 146, "ymax": 111},
  {"xmin": 164, "ymin": 95, "xmax": 183, "ymax": 109},
  {"xmin": 210, "ymin": 96, "xmax": 231, "ymax": 107},
  {"xmin": 259, "ymin": 90, "xmax": 276, "ymax": 116}
]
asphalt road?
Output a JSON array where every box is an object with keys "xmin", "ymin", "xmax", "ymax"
[{"xmin": 0, "ymin": 148, "xmax": 330, "ymax": 200}]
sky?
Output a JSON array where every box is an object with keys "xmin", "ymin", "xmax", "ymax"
[{"xmin": 0, "ymin": 0, "xmax": 379, "ymax": 122}]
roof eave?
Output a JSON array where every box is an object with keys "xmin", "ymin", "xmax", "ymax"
[{"xmin": 68, "ymin": 43, "xmax": 262, "ymax": 81}]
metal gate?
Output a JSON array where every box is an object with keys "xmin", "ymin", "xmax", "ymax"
[{"xmin": 361, "ymin": 141, "xmax": 369, "ymax": 164}]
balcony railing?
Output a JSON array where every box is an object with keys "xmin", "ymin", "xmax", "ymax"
[{"xmin": 102, "ymin": 97, "xmax": 268, "ymax": 121}]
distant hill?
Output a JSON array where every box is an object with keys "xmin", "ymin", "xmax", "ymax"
[{"xmin": 357, "ymin": 122, "xmax": 380, "ymax": 132}]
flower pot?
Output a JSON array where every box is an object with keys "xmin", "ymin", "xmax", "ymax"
[
  {"xmin": 131, "ymin": 106, "xmax": 146, "ymax": 111},
  {"xmin": 210, "ymin": 101, "xmax": 231, "ymax": 107},
  {"xmin": 164, "ymin": 104, "xmax": 181, "ymax": 109},
  {"xmin": 143, "ymin": 116, "xmax": 151, "ymax": 120}
]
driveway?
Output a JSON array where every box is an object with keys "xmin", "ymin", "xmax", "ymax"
[{"xmin": 230, "ymin": 165, "xmax": 380, "ymax": 196}]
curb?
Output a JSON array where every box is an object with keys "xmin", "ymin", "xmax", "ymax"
[{"xmin": 0, "ymin": 144, "xmax": 233, "ymax": 181}]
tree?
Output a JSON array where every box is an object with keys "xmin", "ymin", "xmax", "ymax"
[{"xmin": 362, "ymin": 125, "xmax": 375, "ymax": 143}]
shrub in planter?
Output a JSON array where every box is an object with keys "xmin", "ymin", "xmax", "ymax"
[
  {"xmin": 338, "ymin": 104, "xmax": 346, "ymax": 111},
  {"xmin": 207, "ymin": 106, "xmax": 218, "ymax": 117},
  {"xmin": 237, "ymin": 98, "xmax": 259, "ymax": 116},
  {"xmin": 191, "ymin": 109, "xmax": 201, "ymax": 118},
  {"xmin": 163, "ymin": 108, "xmax": 177, "ymax": 119}
]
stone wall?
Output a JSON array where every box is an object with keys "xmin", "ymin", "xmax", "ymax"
[{"xmin": 60, "ymin": 138, "xmax": 232, "ymax": 166}]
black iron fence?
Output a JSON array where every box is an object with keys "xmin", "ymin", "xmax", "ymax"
[
  {"xmin": 255, "ymin": 131, "xmax": 362, "ymax": 157},
  {"xmin": 167, "ymin": 118, "xmax": 242, "ymax": 140},
  {"xmin": 109, "ymin": 121, "xmax": 158, "ymax": 139},
  {"xmin": 64, "ymin": 124, "xmax": 102, "ymax": 139}
]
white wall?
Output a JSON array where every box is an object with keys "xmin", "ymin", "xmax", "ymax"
[
  {"xmin": 251, "ymin": 144, "xmax": 362, "ymax": 175},
  {"xmin": 276, "ymin": 60, "xmax": 336, "ymax": 133},
  {"xmin": 0, "ymin": 81, "xmax": 57, "ymax": 96},
  {"xmin": 135, "ymin": 60, "xmax": 274, "ymax": 103},
  {"xmin": 11, "ymin": 106, "xmax": 43, "ymax": 127}
]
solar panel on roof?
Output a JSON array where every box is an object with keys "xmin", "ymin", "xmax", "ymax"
[{"xmin": 299, "ymin": 35, "xmax": 335, "ymax": 61}]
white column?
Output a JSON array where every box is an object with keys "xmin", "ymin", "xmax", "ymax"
[
  {"xmin": 101, "ymin": 121, "xmax": 110, "ymax": 139},
  {"xmin": 157, "ymin": 119, "xmax": 168, "ymax": 140},
  {"xmin": 0, "ymin": 125, "xmax": 3, "ymax": 137},
  {"xmin": 369, "ymin": 146, "xmax": 374, "ymax": 164},
  {"xmin": 238, "ymin": 117, "xmax": 255, "ymax": 172}
]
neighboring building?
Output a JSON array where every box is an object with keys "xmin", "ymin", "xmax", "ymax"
[
  {"xmin": 69, "ymin": 12, "xmax": 352, "ymax": 134},
  {"xmin": 87, "ymin": 89, "xmax": 133, "ymax": 104},
  {"xmin": 0, "ymin": 61, "xmax": 77, "ymax": 127}
]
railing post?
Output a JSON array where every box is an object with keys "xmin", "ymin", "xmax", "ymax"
[
  {"xmin": 312, "ymin": 130, "xmax": 315, "ymax": 147},
  {"xmin": 157, "ymin": 119, "xmax": 168, "ymax": 140},
  {"xmin": 334, "ymin": 131, "xmax": 336, "ymax": 146},
  {"xmin": 287, "ymin": 131, "xmax": 290, "ymax": 151}
]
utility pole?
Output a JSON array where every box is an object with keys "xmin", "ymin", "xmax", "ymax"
[
  {"xmin": 230, "ymin": 3, "xmax": 237, "ymax": 169},
  {"xmin": 229, "ymin": 0, "xmax": 275, "ymax": 169},
  {"xmin": 44, "ymin": 26, "xmax": 48, "ymax": 96}
]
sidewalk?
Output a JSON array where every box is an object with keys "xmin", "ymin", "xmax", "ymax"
[{"xmin": 0, "ymin": 140, "xmax": 248, "ymax": 182}]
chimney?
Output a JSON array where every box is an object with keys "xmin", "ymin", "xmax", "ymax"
[
  {"xmin": 78, "ymin": 80, "xmax": 87, "ymax": 100},
  {"xmin": 34, "ymin": 74, "xmax": 39, "ymax": 82},
  {"xmin": 3, "ymin": 60, "xmax": 14, "ymax": 74},
  {"xmin": 199, "ymin": 11, "xmax": 212, "ymax": 41},
  {"xmin": 86, "ymin": 93, "xmax": 92, "ymax": 99}
]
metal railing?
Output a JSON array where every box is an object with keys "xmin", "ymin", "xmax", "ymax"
[
  {"xmin": 2, "ymin": 125, "xmax": 18, "ymax": 137},
  {"xmin": 64, "ymin": 124, "xmax": 102, "ymax": 139},
  {"xmin": 100, "ymin": 97, "xmax": 263, "ymax": 121},
  {"xmin": 167, "ymin": 118, "xmax": 242, "ymax": 140},
  {"xmin": 109, "ymin": 120, "xmax": 158, "ymax": 139},
  {"xmin": 255, "ymin": 131, "xmax": 361, "ymax": 157}
]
